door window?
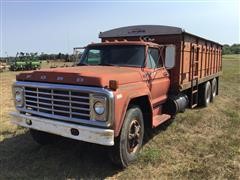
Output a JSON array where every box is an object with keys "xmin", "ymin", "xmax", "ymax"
[{"xmin": 146, "ymin": 48, "xmax": 162, "ymax": 68}]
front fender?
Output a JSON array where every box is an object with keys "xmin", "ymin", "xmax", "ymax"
[{"xmin": 113, "ymin": 82, "xmax": 152, "ymax": 137}]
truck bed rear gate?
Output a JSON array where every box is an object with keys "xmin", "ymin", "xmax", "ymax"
[{"xmin": 190, "ymin": 44, "xmax": 199, "ymax": 108}]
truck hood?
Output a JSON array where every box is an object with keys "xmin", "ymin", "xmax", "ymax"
[{"xmin": 16, "ymin": 66, "xmax": 144, "ymax": 87}]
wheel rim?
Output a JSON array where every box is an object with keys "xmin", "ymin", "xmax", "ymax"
[
  {"xmin": 206, "ymin": 84, "xmax": 211, "ymax": 103},
  {"xmin": 127, "ymin": 119, "xmax": 141, "ymax": 153},
  {"xmin": 212, "ymin": 80, "xmax": 217, "ymax": 97}
]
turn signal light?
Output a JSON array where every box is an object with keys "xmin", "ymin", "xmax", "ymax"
[{"xmin": 109, "ymin": 80, "xmax": 118, "ymax": 91}]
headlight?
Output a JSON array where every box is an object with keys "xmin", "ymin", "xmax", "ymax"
[
  {"xmin": 94, "ymin": 101, "xmax": 105, "ymax": 115},
  {"xmin": 13, "ymin": 87, "xmax": 24, "ymax": 107},
  {"xmin": 90, "ymin": 95, "xmax": 107, "ymax": 121}
]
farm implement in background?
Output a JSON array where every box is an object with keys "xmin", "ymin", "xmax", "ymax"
[
  {"xmin": 0, "ymin": 62, "xmax": 10, "ymax": 72},
  {"xmin": 10, "ymin": 52, "xmax": 41, "ymax": 71}
]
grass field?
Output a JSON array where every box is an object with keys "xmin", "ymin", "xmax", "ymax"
[{"xmin": 0, "ymin": 55, "xmax": 239, "ymax": 179}]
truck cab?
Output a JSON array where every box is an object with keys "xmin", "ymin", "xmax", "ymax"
[
  {"xmin": 11, "ymin": 25, "xmax": 221, "ymax": 168},
  {"xmin": 80, "ymin": 41, "xmax": 171, "ymax": 105}
]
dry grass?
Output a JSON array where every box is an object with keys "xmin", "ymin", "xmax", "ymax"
[
  {"xmin": 40, "ymin": 60, "xmax": 74, "ymax": 69},
  {"xmin": 0, "ymin": 56, "xmax": 239, "ymax": 179}
]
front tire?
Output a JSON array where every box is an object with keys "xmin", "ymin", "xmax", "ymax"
[
  {"xmin": 30, "ymin": 129, "xmax": 60, "ymax": 145},
  {"xmin": 109, "ymin": 106, "xmax": 144, "ymax": 168}
]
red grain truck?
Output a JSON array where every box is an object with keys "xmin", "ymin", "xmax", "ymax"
[{"xmin": 11, "ymin": 25, "xmax": 222, "ymax": 167}]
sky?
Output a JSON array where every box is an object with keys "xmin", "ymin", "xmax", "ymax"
[{"xmin": 0, "ymin": 0, "xmax": 239, "ymax": 56}]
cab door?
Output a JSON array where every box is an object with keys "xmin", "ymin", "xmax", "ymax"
[{"xmin": 145, "ymin": 47, "xmax": 170, "ymax": 107}]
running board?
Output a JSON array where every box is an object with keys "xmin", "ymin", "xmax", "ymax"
[{"xmin": 152, "ymin": 114, "xmax": 171, "ymax": 128}]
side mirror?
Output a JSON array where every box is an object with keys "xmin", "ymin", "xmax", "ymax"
[{"xmin": 165, "ymin": 45, "xmax": 176, "ymax": 69}]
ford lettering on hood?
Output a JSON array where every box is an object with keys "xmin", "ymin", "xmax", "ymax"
[{"xmin": 16, "ymin": 66, "xmax": 144, "ymax": 88}]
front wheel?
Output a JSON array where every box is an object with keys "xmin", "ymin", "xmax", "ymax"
[{"xmin": 109, "ymin": 106, "xmax": 144, "ymax": 168}]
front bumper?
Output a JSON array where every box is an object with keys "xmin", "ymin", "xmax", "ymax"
[{"xmin": 10, "ymin": 112, "xmax": 114, "ymax": 146}]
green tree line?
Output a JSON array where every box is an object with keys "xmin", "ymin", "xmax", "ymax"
[
  {"xmin": 38, "ymin": 52, "xmax": 76, "ymax": 62},
  {"xmin": 222, "ymin": 44, "xmax": 240, "ymax": 55},
  {"xmin": 0, "ymin": 52, "xmax": 78, "ymax": 63}
]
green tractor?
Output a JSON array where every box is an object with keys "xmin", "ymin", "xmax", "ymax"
[
  {"xmin": 26, "ymin": 53, "xmax": 41, "ymax": 70},
  {"xmin": 10, "ymin": 52, "xmax": 41, "ymax": 71},
  {"xmin": 10, "ymin": 52, "xmax": 26, "ymax": 71}
]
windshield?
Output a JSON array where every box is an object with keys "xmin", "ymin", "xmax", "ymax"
[{"xmin": 78, "ymin": 45, "xmax": 145, "ymax": 67}]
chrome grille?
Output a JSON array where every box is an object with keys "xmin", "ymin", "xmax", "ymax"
[{"xmin": 24, "ymin": 87, "xmax": 90, "ymax": 121}]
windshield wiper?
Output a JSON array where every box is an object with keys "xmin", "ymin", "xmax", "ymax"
[{"xmin": 98, "ymin": 63, "xmax": 115, "ymax": 66}]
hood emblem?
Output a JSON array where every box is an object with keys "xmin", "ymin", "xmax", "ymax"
[
  {"xmin": 26, "ymin": 74, "xmax": 32, "ymax": 79},
  {"xmin": 40, "ymin": 75, "xmax": 47, "ymax": 80},
  {"xmin": 57, "ymin": 76, "xmax": 64, "ymax": 81},
  {"xmin": 76, "ymin": 77, "xmax": 84, "ymax": 83}
]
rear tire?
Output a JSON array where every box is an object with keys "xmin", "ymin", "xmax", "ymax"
[
  {"xmin": 109, "ymin": 106, "xmax": 144, "ymax": 168},
  {"xmin": 211, "ymin": 78, "xmax": 217, "ymax": 101},
  {"xmin": 201, "ymin": 81, "xmax": 211, "ymax": 107},
  {"xmin": 30, "ymin": 129, "xmax": 60, "ymax": 145}
]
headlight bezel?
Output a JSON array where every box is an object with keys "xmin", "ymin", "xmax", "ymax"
[
  {"xmin": 13, "ymin": 86, "xmax": 24, "ymax": 108},
  {"xmin": 90, "ymin": 95, "xmax": 108, "ymax": 122}
]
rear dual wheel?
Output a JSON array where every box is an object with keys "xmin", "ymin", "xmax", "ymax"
[
  {"xmin": 199, "ymin": 78, "xmax": 218, "ymax": 107},
  {"xmin": 204, "ymin": 81, "xmax": 212, "ymax": 107},
  {"xmin": 199, "ymin": 81, "xmax": 211, "ymax": 107},
  {"xmin": 211, "ymin": 78, "xmax": 217, "ymax": 100}
]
